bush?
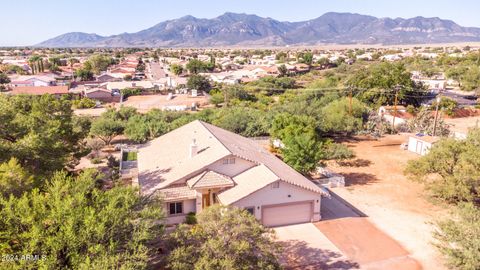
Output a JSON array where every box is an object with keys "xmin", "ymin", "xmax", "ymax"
[
  {"xmin": 167, "ymin": 205, "xmax": 280, "ymax": 270},
  {"xmin": 434, "ymin": 203, "xmax": 480, "ymax": 270},
  {"xmin": 121, "ymin": 88, "xmax": 142, "ymax": 98},
  {"xmin": 91, "ymin": 157, "xmax": 103, "ymax": 164},
  {"xmin": 185, "ymin": 212, "xmax": 197, "ymax": 225},
  {"xmin": 72, "ymin": 97, "xmax": 96, "ymax": 109}
]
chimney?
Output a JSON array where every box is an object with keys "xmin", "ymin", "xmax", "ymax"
[{"xmin": 189, "ymin": 138, "xmax": 198, "ymax": 158}]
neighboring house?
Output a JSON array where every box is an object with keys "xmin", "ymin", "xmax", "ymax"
[
  {"xmin": 10, "ymin": 75, "xmax": 56, "ymax": 87},
  {"xmin": 10, "ymin": 86, "xmax": 69, "ymax": 96},
  {"xmin": 407, "ymin": 135, "xmax": 439, "ymax": 155},
  {"xmin": 106, "ymin": 81, "xmax": 154, "ymax": 91},
  {"xmin": 96, "ymin": 73, "xmax": 119, "ymax": 83},
  {"xmin": 84, "ymin": 88, "xmax": 120, "ymax": 103},
  {"xmin": 128, "ymin": 120, "xmax": 328, "ymax": 227},
  {"xmin": 378, "ymin": 105, "xmax": 413, "ymax": 127}
]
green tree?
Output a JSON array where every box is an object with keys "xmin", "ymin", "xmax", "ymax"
[
  {"xmin": 187, "ymin": 74, "xmax": 211, "ymax": 93},
  {"xmin": 167, "ymin": 205, "xmax": 281, "ymax": 270},
  {"xmin": 186, "ymin": 59, "xmax": 208, "ymax": 74},
  {"xmin": 90, "ymin": 118, "xmax": 124, "ymax": 145},
  {"xmin": 0, "ymin": 72, "xmax": 10, "ymax": 91},
  {"xmin": 432, "ymin": 97, "xmax": 458, "ymax": 116},
  {"xmin": 405, "ymin": 129, "xmax": 480, "ymax": 203},
  {"xmin": 75, "ymin": 68, "xmax": 94, "ymax": 81},
  {"xmin": 348, "ymin": 62, "xmax": 425, "ymax": 106},
  {"xmin": 434, "ymin": 203, "xmax": 480, "ymax": 270},
  {"xmin": 84, "ymin": 54, "xmax": 115, "ymax": 75},
  {"xmin": 320, "ymin": 97, "xmax": 367, "ymax": 134},
  {"xmin": 278, "ymin": 64, "xmax": 288, "ymax": 77},
  {"xmin": 281, "ymin": 128, "xmax": 323, "ymax": 175},
  {"xmin": 0, "ymin": 72, "xmax": 10, "ymax": 84},
  {"xmin": 0, "ymin": 95, "xmax": 86, "ymax": 175},
  {"xmin": 212, "ymin": 107, "xmax": 269, "ymax": 137},
  {"xmin": 0, "ymin": 170, "xmax": 164, "ymax": 270},
  {"xmin": 124, "ymin": 112, "xmax": 169, "ymax": 143},
  {"xmin": 170, "ymin": 64, "xmax": 184, "ymax": 76},
  {"xmin": 302, "ymin": 52, "xmax": 314, "ymax": 66},
  {"xmin": 270, "ymin": 113, "xmax": 316, "ymax": 142},
  {"xmin": 209, "ymin": 92, "xmax": 224, "ymax": 107},
  {"xmin": 0, "ymin": 158, "xmax": 34, "ymax": 198}
]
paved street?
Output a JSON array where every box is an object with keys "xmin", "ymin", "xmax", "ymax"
[{"xmin": 148, "ymin": 62, "xmax": 167, "ymax": 80}]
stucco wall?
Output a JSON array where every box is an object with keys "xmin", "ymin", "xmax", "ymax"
[
  {"xmin": 408, "ymin": 137, "xmax": 433, "ymax": 156},
  {"xmin": 164, "ymin": 199, "xmax": 196, "ymax": 225},
  {"xmin": 207, "ymin": 155, "xmax": 255, "ymax": 177},
  {"xmin": 232, "ymin": 181, "xmax": 322, "ymax": 222}
]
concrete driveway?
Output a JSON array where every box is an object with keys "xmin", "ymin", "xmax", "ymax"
[
  {"xmin": 275, "ymin": 195, "xmax": 422, "ymax": 270},
  {"xmin": 275, "ymin": 223, "xmax": 359, "ymax": 269},
  {"xmin": 317, "ymin": 195, "xmax": 422, "ymax": 270}
]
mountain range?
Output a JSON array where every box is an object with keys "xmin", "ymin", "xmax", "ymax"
[{"xmin": 36, "ymin": 12, "xmax": 480, "ymax": 47}]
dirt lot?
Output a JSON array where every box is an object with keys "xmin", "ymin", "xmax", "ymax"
[
  {"xmin": 327, "ymin": 134, "xmax": 449, "ymax": 270},
  {"xmin": 118, "ymin": 94, "xmax": 209, "ymax": 113}
]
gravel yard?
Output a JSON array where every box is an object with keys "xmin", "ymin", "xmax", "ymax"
[{"xmin": 327, "ymin": 134, "xmax": 449, "ymax": 270}]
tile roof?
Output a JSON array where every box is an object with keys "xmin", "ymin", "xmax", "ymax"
[
  {"xmin": 187, "ymin": 170, "xmax": 234, "ymax": 189},
  {"xmin": 200, "ymin": 121, "xmax": 327, "ymax": 195},
  {"xmin": 157, "ymin": 185, "xmax": 197, "ymax": 202},
  {"xmin": 11, "ymin": 86, "xmax": 69, "ymax": 95},
  {"xmin": 217, "ymin": 164, "xmax": 279, "ymax": 205},
  {"xmin": 138, "ymin": 120, "xmax": 327, "ymax": 197},
  {"xmin": 137, "ymin": 120, "xmax": 231, "ymax": 194}
]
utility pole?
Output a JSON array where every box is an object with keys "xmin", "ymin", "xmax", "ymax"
[
  {"xmin": 432, "ymin": 96, "xmax": 441, "ymax": 136},
  {"xmin": 392, "ymin": 85, "xmax": 400, "ymax": 131}
]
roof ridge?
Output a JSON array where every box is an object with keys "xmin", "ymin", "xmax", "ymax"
[
  {"xmin": 188, "ymin": 170, "xmax": 208, "ymax": 187},
  {"xmin": 196, "ymin": 120, "xmax": 233, "ymax": 155}
]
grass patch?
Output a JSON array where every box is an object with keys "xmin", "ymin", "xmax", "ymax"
[{"xmin": 122, "ymin": 151, "xmax": 137, "ymax": 161}]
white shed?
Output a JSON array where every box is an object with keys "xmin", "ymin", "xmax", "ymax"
[{"xmin": 407, "ymin": 135, "xmax": 439, "ymax": 155}]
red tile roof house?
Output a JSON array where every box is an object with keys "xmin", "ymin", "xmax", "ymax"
[
  {"xmin": 124, "ymin": 120, "xmax": 328, "ymax": 227},
  {"xmin": 10, "ymin": 86, "xmax": 70, "ymax": 97}
]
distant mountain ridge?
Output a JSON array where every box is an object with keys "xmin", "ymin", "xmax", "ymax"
[{"xmin": 36, "ymin": 12, "xmax": 480, "ymax": 47}]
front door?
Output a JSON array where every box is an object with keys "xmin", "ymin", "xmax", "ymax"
[
  {"xmin": 416, "ymin": 141, "xmax": 423, "ymax": 154},
  {"xmin": 202, "ymin": 193, "xmax": 211, "ymax": 208}
]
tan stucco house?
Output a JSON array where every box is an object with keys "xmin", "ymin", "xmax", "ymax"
[{"xmin": 134, "ymin": 120, "xmax": 328, "ymax": 227}]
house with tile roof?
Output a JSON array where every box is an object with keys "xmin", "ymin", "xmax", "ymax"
[{"xmin": 127, "ymin": 120, "xmax": 328, "ymax": 227}]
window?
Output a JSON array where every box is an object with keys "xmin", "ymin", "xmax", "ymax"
[
  {"xmin": 245, "ymin": 207, "xmax": 255, "ymax": 215},
  {"xmin": 169, "ymin": 202, "xmax": 183, "ymax": 215},
  {"xmin": 271, "ymin": 182, "xmax": 280, "ymax": 189}
]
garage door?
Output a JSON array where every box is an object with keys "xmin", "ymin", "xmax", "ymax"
[{"xmin": 262, "ymin": 202, "xmax": 312, "ymax": 227}]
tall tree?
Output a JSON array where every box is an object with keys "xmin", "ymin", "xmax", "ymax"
[
  {"xmin": 0, "ymin": 170, "xmax": 164, "ymax": 270},
  {"xmin": 90, "ymin": 118, "xmax": 124, "ymax": 145},
  {"xmin": 405, "ymin": 128, "xmax": 480, "ymax": 203},
  {"xmin": 434, "ymin": 203, "xmax": 480, "ymax": 270},
  {"xmin": 187, "ymin": 74, "xmax": 211, "ymax": 93},
  {"xmin": 0, "ymin": 158, "xmax": 34, "ymax": 198},
  {"xmin": 167, "ymin": 205, "xmax": 281, "ymax": 270},
  {"xmin": 348, "ymin": 62, "xmax": 426, "ymax": 106},
  {"xmin": 0, "ymin": 95, "xmax": 87, "ymax": 176}
]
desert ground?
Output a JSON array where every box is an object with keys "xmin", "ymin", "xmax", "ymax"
[
  {"xmin": 118, "ymin": 94, "xmax": 209, "ymax": 113},
  {"xmin": 327, "ymin": 134, "xmax": 450, "ymax": 270}
]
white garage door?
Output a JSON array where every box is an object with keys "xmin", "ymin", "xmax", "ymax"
[{"xmin": 262, "ymin": 202, "xmax": 312, "ymax": 227}]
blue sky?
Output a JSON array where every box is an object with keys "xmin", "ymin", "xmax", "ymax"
[{"xmin": 2, "ymin": 0, "xmax": 479, "ymax": 46}]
